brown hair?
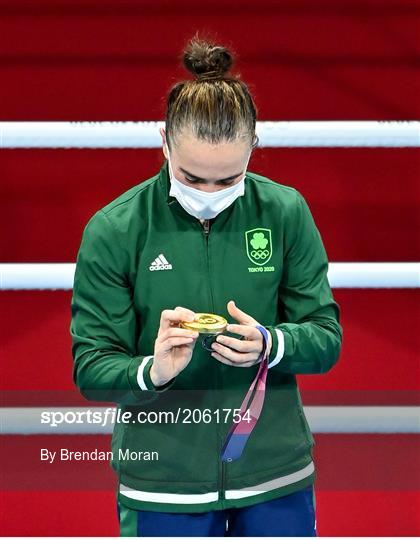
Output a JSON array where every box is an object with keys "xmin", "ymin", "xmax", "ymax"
[{"xmin": 165, "ymin": 34, "xmax": 258, "ymax": 150}]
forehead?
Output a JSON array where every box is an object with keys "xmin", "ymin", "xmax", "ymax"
[{"xmin": 172, "ymin": 131, "xmax": 250, "ymax": 172}]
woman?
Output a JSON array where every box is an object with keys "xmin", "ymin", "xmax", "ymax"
[{"xmin": 71, "ymin": 35, "xmax": 342, "ymax": 536}]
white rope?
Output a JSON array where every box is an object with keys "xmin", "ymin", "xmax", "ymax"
[
  {"xmin": 306, "ymin": 406, "xmax": 420, "ymax": 434},
  {"xmin": 329, "ymin": 262, "xmax": 420, "ymax": 288},
  {"xmin": 1, "ymin": 121, "xmax": 419, "ymax": 148},
  {"xmin": 1, "ymin": 262, "xmax": 418, "ymax": 290},
  {"xmin": 1, "ymin": 406, "xmax": 418, "ymax": 434},
  {"xmin": 0, "ymin": 264, "xmax": 76, "ymax": 290}
]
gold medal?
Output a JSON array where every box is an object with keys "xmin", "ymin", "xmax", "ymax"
[{"xmin": 180, "ymin": 313, "xmax": 228, "ymax": 334}]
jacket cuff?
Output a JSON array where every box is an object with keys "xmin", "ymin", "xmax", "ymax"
[
  {"xmin": 265, "ymin": 326, "xmax": 285, "ymax": 368},
  {"xmin": 127, "ymin": 356, "xmax": 176, "ymax": 401},
  {"xmin": 137, "ymin": 356, "xmax": 177, "ymax": 392}
]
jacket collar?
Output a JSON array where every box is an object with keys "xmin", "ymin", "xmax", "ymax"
[{"xmin": 159, "ymin": 159, "xmax": 175, "ymax": 206}]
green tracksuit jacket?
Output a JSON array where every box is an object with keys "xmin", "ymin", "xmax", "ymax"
[{"xmin": 70, "ymin": 160, "xmax": 342, "ymax": 513}]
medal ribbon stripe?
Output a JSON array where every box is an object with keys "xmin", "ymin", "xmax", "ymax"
[{"xmin": 221, "ymin": 324, "xmax": 269, "ymax": 462}]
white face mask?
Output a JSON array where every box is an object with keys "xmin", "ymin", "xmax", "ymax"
[{"xmin": 166, "ymin": 146, "xmax": 250, "ymax": 220}]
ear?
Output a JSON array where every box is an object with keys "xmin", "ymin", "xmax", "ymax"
[{"xmin": 160, "ymin": 127, "xmax": 168, "ymax": 159}]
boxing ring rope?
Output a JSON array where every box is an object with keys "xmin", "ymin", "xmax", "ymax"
[
  {"xmin": 2, "ymin": 121, "xmax": 419, "ymax": 434},
  {"xmin": 1, "ymin": 263, "xmax": 419, "ymax": 290},
  {"xmin": 1, "ymin": 121, "xmax": 419, "ymax": 148}
]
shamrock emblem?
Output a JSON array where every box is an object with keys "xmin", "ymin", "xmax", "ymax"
[{"xmin": 250, "ymin": 232, "xmax": 268, "ymax": 250}]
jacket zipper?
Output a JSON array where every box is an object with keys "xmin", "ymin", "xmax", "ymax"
[
  {"xmin": 201, "ymin": 219, "xmax": 213, "ymax": 308},
  {"xmin": 201, "ymin": 218, "xmax": 225, "ymax": 502},
  {"xmin": 203, "ymin": 218, "xmax": 210, "ymax": 236}
]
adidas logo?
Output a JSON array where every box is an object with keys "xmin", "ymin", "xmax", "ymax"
[{"xmin": 149, "ymin": 253, "xmax": 173, "ymax": 271}]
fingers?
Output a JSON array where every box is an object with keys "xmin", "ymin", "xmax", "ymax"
[
  {"xmin": 159, "ymin": 306, "xmax": 196, "ymax": 332},
  {"xmin": 227, "ymin": 300, "xmax": 258, "ymax": 325},
  {"xmin": 163, "ymin": 336, "xmax": 197, "ymax": 348},
  {"xmin": 157, "ymin": 326, "xmax": 199, "ymax": 344},
  {"xmin": 211, "ymin": 341, "xmax": 258, "ymax": 364},
  {"xmin": 156, "ymin": 326, "xmax": 199, "ymax": 356},
  {"xmin": 214, "ymin": 330, "xmax": 259, "ymax": 353},
  {"xmin": 210, "ymin": 324, "xmax": 264, "ymax": 366},
  {"xmin": 226, "ymin": 324, "xmax": 260, "ymax": 341},
  {"xmin": 211, "ymin": 350, "xmax": 259, "ymax": 368},
  {"xmin": 159, "ymin": 326, "xmax": 199, "ymax": 341}
]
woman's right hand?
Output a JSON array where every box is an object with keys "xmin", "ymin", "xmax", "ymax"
[{"xmin": 150, "ymin": 306, "xmax": 199, "ymax": 387}]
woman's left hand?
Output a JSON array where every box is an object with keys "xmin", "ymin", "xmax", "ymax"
[{"xmin": 210, "ymin": 300, "xmax": 272, "ymax": 367}]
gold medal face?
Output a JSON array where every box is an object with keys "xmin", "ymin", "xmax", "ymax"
[{"xmin": 180, "ymin": 313, "xmax": 228, "ymax": 334}]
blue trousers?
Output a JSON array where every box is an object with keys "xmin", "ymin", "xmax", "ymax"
[{"xmin": 117, "ymin": 485, "xmax": 317, "ymax": 536}]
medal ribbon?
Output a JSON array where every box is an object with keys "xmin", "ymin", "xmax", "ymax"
[{"xmin": 220, "ymin": 324, "xmax": 269, "ymax": 463}]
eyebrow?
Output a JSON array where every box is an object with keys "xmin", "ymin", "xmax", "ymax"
[{"xmin": 179, "ymin": 167, "xmax": 242, "ymax": 184}]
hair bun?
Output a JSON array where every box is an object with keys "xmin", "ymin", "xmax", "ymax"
[{"xmin": 183, "ymin": 36, "xmax": 233, "ymax": 81}]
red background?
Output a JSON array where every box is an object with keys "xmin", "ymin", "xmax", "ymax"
[{"xmin": 1, "ymin": 0, "xmax": 419, "ymax": 535}]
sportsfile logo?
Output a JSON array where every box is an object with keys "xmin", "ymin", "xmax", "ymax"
[{"xmin": 149, "ymin": 253, "xmax": 173, "ymax": 271}]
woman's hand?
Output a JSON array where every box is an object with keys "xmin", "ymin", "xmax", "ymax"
[
  {"xmin": 150, "ymin": 306, "xmax": 199, "ymax": 386},
  {"xmin": 210, "ymin": 300, "xmax": 272, "ymax": 367}
]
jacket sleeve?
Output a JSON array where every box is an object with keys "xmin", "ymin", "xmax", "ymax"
[
  {"xmin": 265, "ymin": 190, "xmax": 343, "ymax": 374},
  {"xmin": 70, "ymin": 209, "xmax": 176, "ymax": 404}
]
